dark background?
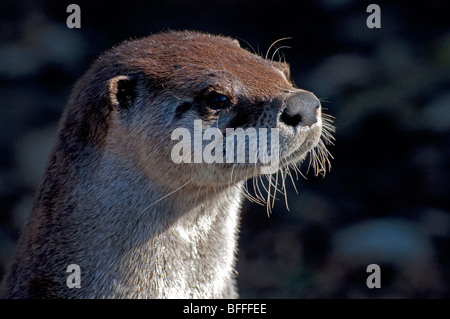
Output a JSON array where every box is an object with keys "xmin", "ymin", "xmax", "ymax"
[{"xmin": 0, "ymin": 0, "xmax": 449, "ymax": 298}]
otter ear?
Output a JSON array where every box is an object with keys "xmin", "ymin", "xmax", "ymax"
[{"xmin": 106, "ymin": 75, "xmax": 137, "ymax": 110}]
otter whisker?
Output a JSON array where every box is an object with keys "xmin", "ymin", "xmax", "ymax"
[
  {"xmin": 273, "ymin": 170, "xmax": 279, "ymax": 210},
  {"xmin": 265, "ymin": 174, "xmax": 273, "ymax": 217},
  {"xmin": 271, "ymin": 45, "xmax": 291, "ymax": 62},
  {"xmin": 287, "ymin": 165, "xmax": 299, "ymax": 195},
  {"xmin": 241, "ymin": 162, "xmax": 265, "ymax": 205},
  {"xmin": 318, "ymin": 97, "xmax": 331, "ymax": 104},
  {"xmin": 280, "ymin": 168, "xmax": 290, "ymax": 212},
  {"xmin": 230, "ymin": 162, "xmax": 237, "ymax": 186},
  {"xmin": 140, "ymin": 179, "xmax": 192, "ymax": 214},
  {"xmin": 253, "ymin": 173, "xmax": 266, "ymax": 205},
  {"xmin": 235, "ymin": 36, "xmax": 258, "ymax": 55},
  {"xmin": 193, "ymin": 183, "xmax": 203, "ymax": 208},
  {"xmin": 293, "ymin": 161, "xmax": 308, "ymax": 180},
  {"xmin": 243, "ymin": 178, "xmax": 261, "ymax": 204},
  {"xmin": 265, "ymin": 37, "xmax": 293, "ymax": 60},
  {"xmin": 252, "ymin": 146, "xmax": 268, "ymax": 205},
  {"xmin": 254, "ymin": 172, "xmax": 266, "ymax": 205}
]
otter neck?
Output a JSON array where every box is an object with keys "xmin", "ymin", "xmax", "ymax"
[{"xmin": 58, "ymin": 147, "xmax": 244, "ymax": 298}]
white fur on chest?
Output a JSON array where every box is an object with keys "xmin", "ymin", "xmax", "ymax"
[{"xmin": 163, "ymin": 196, "xmax": 242, "ymax": 298}]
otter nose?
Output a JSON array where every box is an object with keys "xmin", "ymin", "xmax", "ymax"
[{"xmin": 279, "ymin": 91, "xmax": 320, "ymax": 128}]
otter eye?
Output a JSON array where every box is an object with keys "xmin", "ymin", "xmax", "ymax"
[{"xmin": 209, "ymin": 93, "xmax": 230, "ymax": 110}]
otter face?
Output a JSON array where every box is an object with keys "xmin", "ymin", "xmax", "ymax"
[{"xmin": 103, "ymin": 31, "xmax": 334, "ymax": 201}]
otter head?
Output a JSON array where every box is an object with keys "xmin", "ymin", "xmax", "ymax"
[{"xmin": 78, "ymin": 31, "xmax": 333, "ymax": 203}]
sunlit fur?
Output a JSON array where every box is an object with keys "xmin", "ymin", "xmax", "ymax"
[{"xmin": 0, "ymin": 31, "xmax": 334, "ymax": 299}]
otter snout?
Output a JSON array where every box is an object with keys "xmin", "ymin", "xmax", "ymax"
[{"xmin": 279, "ymin": 91, "xmax": 320, "ymax": 128}]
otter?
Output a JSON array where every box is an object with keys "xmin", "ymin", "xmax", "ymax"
[{"xmin": 0, "ymin": 30, "xmax": 334, "ymax": 298}]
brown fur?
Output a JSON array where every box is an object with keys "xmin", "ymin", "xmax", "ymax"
[{"xmin": 0, "ymin": 31, "xmax": 332, "ymax": 298}]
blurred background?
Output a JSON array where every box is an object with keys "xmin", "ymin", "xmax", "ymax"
[{"xmin": 0, "ymin": 0, "xmax": 449, "ymax": 298}]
